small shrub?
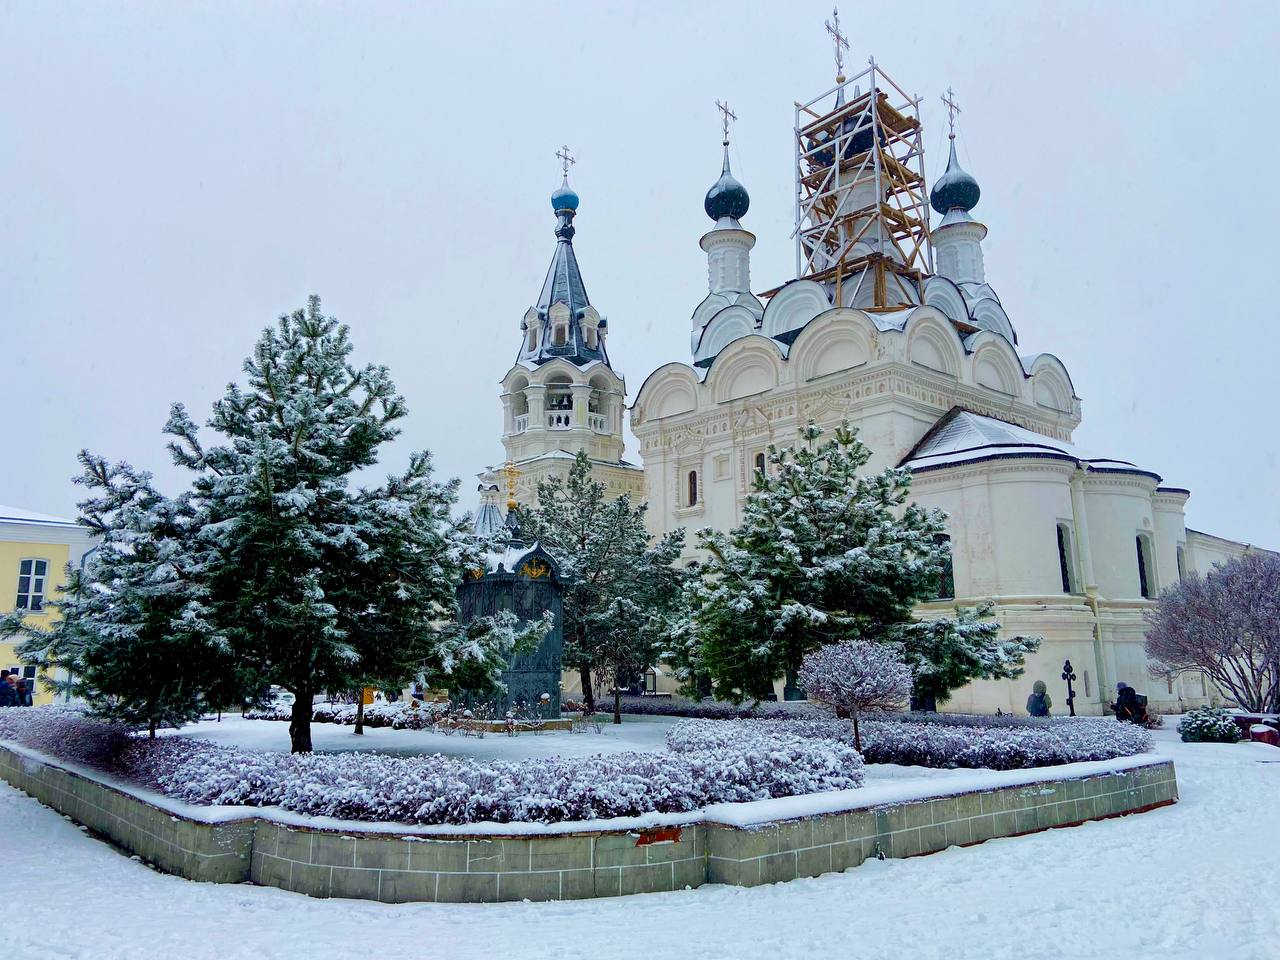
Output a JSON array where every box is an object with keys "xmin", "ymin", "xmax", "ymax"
[{"xmin": 1177, "ymin": 707, "xmax": 1241, "ymax": 743}]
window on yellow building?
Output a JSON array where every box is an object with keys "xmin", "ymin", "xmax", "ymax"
[{"xmin": 16, "ymin": 558, "xmax": 49, "ymax": 612}]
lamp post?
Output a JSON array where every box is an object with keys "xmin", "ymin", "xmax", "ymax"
[{"xmin": 1062, "ymin": 659, "xmax": 1078, "ymax": 717}]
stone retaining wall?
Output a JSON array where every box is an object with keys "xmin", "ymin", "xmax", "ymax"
[{"xmin": 0, "ymin": 742, "xmax": 1177, "ymax": 902}]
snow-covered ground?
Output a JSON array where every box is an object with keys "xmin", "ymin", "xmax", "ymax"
[
  {"xmin": 3, "ymin": 729, "xmax": 1277, "ymax": 960},
  {"xmin": 171, "ymin": 713, "xmax": 680, "ymax": 759}
]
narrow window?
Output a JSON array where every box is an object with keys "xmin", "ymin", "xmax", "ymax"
[
  {"xmin": 526, "ymin": 326, "xmax": 537, "ymax": 351},
  {"xmin": 554, "ymin": 324, "xmax": 567, "ymax": 346},
  {"xmin": 687, "ymin": 470, "xmax": 699, "ymax": 507},
  {"xmin": 1136, "ymin": 535, "xmax": 1153, "ymax": 598},
  {"xmin": 1200, "ymin": 673, "xmax": 1207, "ymax": 697},
  {"xmin": 15, "ymin": 558, "xmax": 48, "ymax": 612},
  {"xmin": 933, "ymin": 534, "xmax": 955, "ymax": 600},
  {"xmin": 754, "ymin": 452, "xmax": 766, "ymax": 477},
  {"xmin": 1083, "ymin": 670, "xmax": 1091, "ymax": 697},
  {"xmin": 1176, "ymin": 545, "xmax": 1186, "ymax": 580},
  {"xmin": 1056, "ymin": 523, "xmax": 1076, "ymax": 593}
]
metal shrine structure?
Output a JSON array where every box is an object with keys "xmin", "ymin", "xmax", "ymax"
[{"xmin": 789, "ymin": 57, "xmax": 934, "ymax": 310}]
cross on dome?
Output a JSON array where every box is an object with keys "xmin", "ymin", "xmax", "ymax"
[
  {"xmin": 942, "ymin": 87, "xmax": 961, "ymax": 139},
  {"xmin": 715, "ymin": 99, "xmax": 737, "ymax": 147},
  {"xmin": 555, "ymin": 145, "xmax": 575, "ymax": 178},
  {"xmin": 824, "ymin": 7, "xmax": 849, "ymax": 81}
]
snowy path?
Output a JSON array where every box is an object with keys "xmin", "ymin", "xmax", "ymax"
[{"xmin": 2, "ymin": 731, "xmax": 1276, "ymax": 960}]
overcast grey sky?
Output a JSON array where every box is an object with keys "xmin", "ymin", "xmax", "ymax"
[{"xmin": 3, "ymin": 1, "xmax": 1278, "ymax": 547}]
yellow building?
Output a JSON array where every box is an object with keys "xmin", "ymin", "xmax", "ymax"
[{"xmin": 1, "ymin": 506, "xmax": 97, "ymax": 705}]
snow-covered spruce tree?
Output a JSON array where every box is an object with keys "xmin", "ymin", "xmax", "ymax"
[
  {"xmin": 0, "ymin": 453, "xmax": 228, "ymax": 736},
  {"xmin": 1145, "ymin": 552, "xmax": 1280, "ymax": 713},
  {"xmin": 798, "ymin": 640, "xmax": 912, "ymax": 751},
  {"xmin": 166, "ymin": 297, "xmax": 539, "ymax": 752},
  {"xmin": 684, "ymin": 422, "xmax": 1039, "ymax": 706},
  {"xmin": 515, "ymin": 451, "xmax": 686, "ymax": 713}
]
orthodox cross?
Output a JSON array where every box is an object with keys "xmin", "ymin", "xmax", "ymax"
[
  {"xmin": 941, "ymin": 87, "xmax": 961, "ymax": 139},
  {"xmin": 555, "ymin": 145, "xmax": 575, "ymax": 178},
  {"xmin": 825, "ymin": 6, "xmax": 849, "ymax": 80},
  {"xmin": 715, "ymin": 99, "xmax": 737, "ymax": 146}
]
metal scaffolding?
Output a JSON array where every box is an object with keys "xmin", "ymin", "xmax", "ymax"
[{"xmin": 788, "ymin": 59, "xmax": 933, "ymax": 310}]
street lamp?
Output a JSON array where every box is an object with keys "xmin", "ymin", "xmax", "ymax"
[{"xmin": 1062, "ymin": 659, "xmax": 1078, "ymax": 717}]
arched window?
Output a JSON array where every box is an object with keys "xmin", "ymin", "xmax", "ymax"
[
  {"xmin": 1056, "ymin": 523, "xmax": 1078, "ymax": 593},
  {"xmin": 687, "ymin": 470, "xmax": 699, "ymax": 507},
  {"xmin": 1176, "ymin": 544, "xmax": 1187, "ymax": 580},
  {"xmin": 754, "ymin": 452, "xmax": 766, "ymax": 477},
  {"xmin": 932, "ymin": 534, "xmax": 954, "ymax": 600},
  {"xmin": 1136, "ymin": 534, "xmax": 1155, "ymax": 598}
]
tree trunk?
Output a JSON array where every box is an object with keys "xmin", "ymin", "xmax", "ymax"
[
  {"xmin": 354, "ymin": 692, "xmax": 365, "ymax": 736},
  {"xmin": 289, "ymin": 693, "xmax": 313, "ymax": 754},
  {"xmin": 580, "ymin": 666, "xmax": 595, "ymax": 712},
  {"xmin": 613, "ymin": 684, "xmax": 622, "ymax": 725},
  {"xmin": 851, "ymin": 709, "xmax": 861, "ymax": 753},
  {"xmin": 148, "ymin": 717, "xmax": 157, "ymax": 739}
]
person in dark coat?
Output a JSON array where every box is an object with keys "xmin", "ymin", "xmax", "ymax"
[
  {"xmin": 1026, "ymin": 680, "xmax": 1052, "ymax": 717},
  {"xmin": 0, "ymin": 674, "xmax": 18, "ymax": 708},
  {"xmin": 16, "ymin": 677, "xmax": 33, "ymax": 706},
  {"xmin": 1112, "ymin": 682, "xmax": 1146, "ymax": 724}
]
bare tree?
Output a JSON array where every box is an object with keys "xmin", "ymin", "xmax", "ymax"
[
  {"xmin": 1144, "ymin": 551, "xmax": 1280, "ymax": 713},
  {"xmin": 798, "ymin": 639, "xmax": 913, "ymax": 751}
]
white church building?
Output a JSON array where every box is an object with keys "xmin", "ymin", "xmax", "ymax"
[{"xmin": 484, "ymin": 59, "xmax": 1270, "ymax": 717}]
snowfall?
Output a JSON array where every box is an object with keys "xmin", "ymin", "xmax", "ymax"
[{"xmin": 3, "ymin": 720, "xmax": 1277, "ymax": 960}]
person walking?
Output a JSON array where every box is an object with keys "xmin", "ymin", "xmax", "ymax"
[
  {"xmin": 1026, "ymin": 680, "xmax": 1052, "ymax": 717},
  {"xmin": 15, "ymin": 676, "xmax": 33, "ymax": 706}
]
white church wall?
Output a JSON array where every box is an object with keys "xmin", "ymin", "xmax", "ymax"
[{"xmin": 1080, "ymin": 475, "xmax": 1160, "ymax": 600}]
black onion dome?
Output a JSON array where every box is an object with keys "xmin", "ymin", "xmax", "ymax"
[
  {"xmin": 930, "ymin": 139, "xmax": 981, "ymax": 214},
  {"xmin": 704, "ymin": 145, "xmax": 750, "ymax": 221}
]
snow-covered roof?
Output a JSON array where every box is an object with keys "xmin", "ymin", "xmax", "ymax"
[
  {"xmin": 479, "ymin": 541, "xmax": 558, "ymax": 579},
  {"xmin": 900, "ymin": 409, "xmax": 1159, "ymax": 479},
  {"xmin": 0, "ymin": 505, "xmax": 81, "ymax": 527}
]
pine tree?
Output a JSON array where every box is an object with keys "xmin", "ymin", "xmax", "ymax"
[
  {"xmin": 0, "ymin": 453, "xmax": 228, "ymax": 735},
  {"xmin": 515, "ymin": 452, "xmax": 686, "ymax": 714},
  {"xmin": 166, "ymin": 297, "xmax": 530, "ymax": 752},
  {"xmin": 684, "ymin": 422, "xmax": 1039, "ymax": 706}
]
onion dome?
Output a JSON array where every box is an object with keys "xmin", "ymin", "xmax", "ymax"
[
  {"xmin": 930, "ymin": 139, "xmax": 981, "ymax": 215},
  {"xmin": 551, "ymin": 178, "xmax": 580, "ymax": 212},
  {"xmin": 704, "ymin": 145, "xmax": 750, "ymax": 221}
]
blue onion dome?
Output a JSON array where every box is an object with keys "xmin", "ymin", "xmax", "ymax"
[
  {"xmin": 704, "ymin": 145, "xmax": 750, "ymax": 221},
  {"xmin": 551, "ymin": 178, "xmax": 579, "ymax": 213},
  {"xmin": 930, "ymin": 139, "xmax": 981, "ymax": 214}
]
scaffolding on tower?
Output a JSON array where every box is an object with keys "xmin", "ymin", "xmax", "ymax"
[{"xmin": 784, "ymin": 59, "xmax": 934, "ymax": 311}]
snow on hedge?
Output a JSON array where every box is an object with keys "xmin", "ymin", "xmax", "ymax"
[
  {"xmin": 0, "ymin": 707, "xmax": 863, "ymax": 825},
  {"xmin": 667, "ymin": 715, "xmax": 1151, "ymax": 771}
]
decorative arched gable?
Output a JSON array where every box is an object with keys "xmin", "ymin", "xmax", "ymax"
[
  {"xmin": 694, "ymin": 305, "xmax": 759, "ymax": 363},
  {"xmin": 1025, "ymin": 354, "xmax": 1077, "ymax": 413},
  {"xmin": 789, "ymin": 309, "xmax": 873, "ymax": 382},
  {"xmin": 968, "ymin": 334, "xmax": 1024, "ymax": 396},
  {"xmin": 709, "ymin": 337, "xmax": 784, "ymax": 404},
  {"xmin": 905, "ymin": 313, "xmax": 962, "ymax": 377},
  {"xmin": 760, "ymin": 279, "xmax": 831, "ymax": 340},
  {"xmin": 632, "ymin": 363, "xmax": 701, "ymax": 425},
  {"xmin": 921, "ymin": 275, "xmax": 970, "ymax": 326}
]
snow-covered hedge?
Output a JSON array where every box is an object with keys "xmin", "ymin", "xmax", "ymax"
[
  {"xmin": 667, "ymin": 715, "xmax": 1151, "ymax": 771},
  {"xmin": 246, "ymin": 700, "xmax": 450, "ymax": 730},
  {"xmin": 1177, "ymin": 708, "xmax": 1241, "ymax": 744},
  {"xmin": 0, "ymin": 707, "xmax": 863, "ymax": 825}
]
